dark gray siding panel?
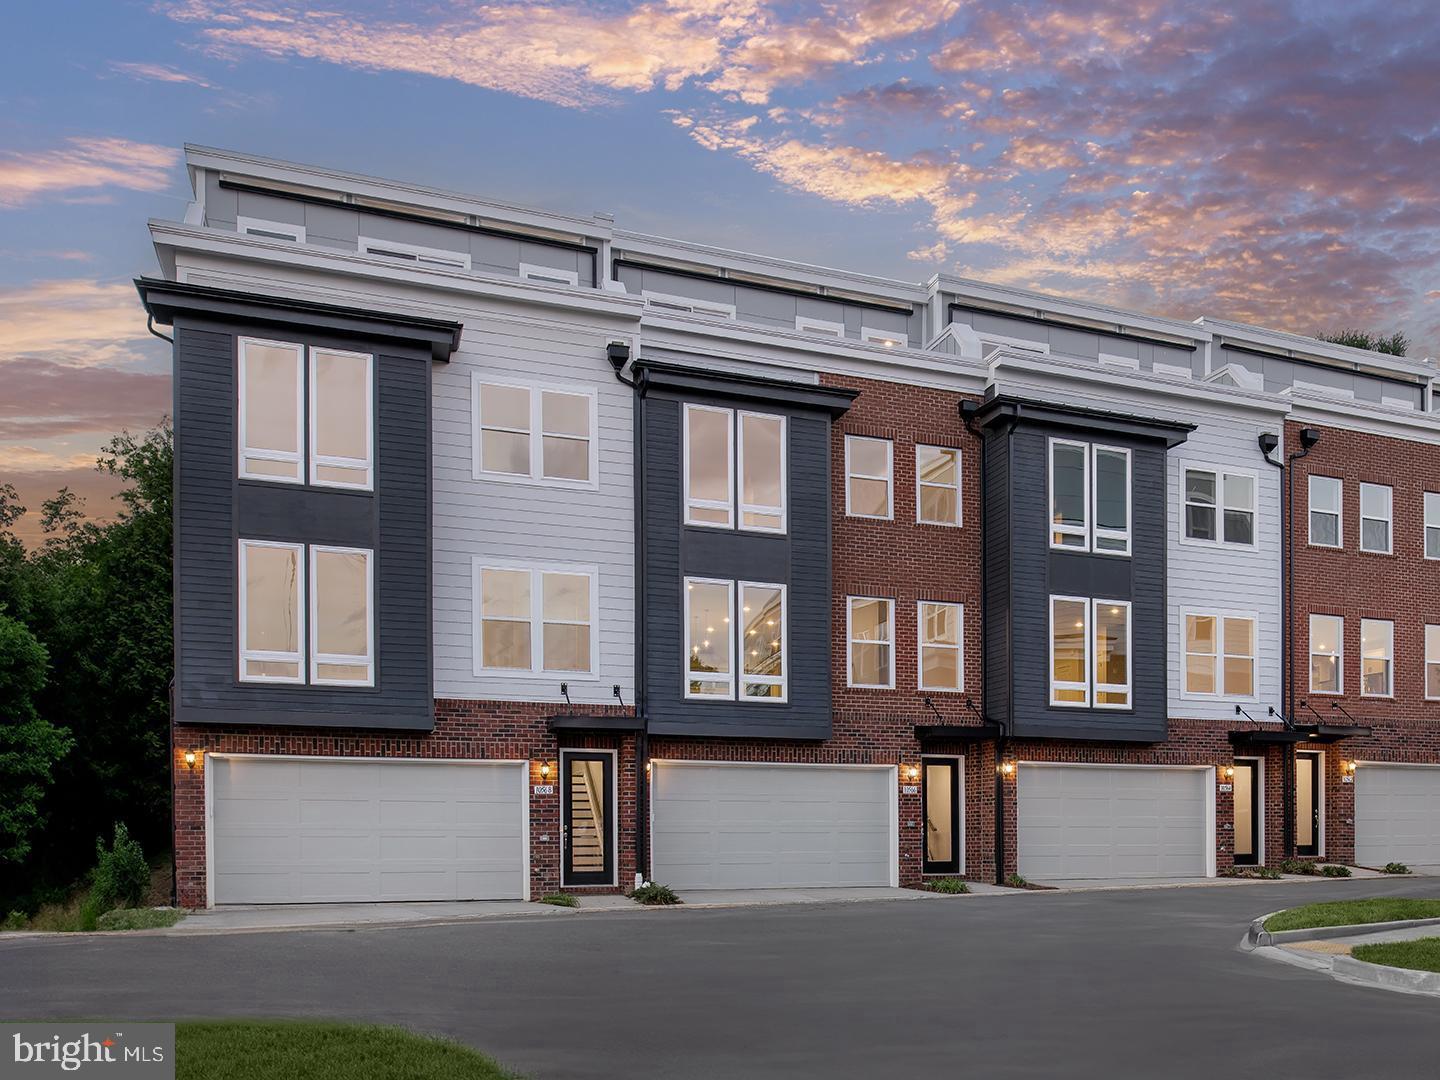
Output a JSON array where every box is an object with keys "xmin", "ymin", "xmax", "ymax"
[
  {"xmin": 951, "ymin": 306, "xmax": 1197, "ymax": 374},
  {"xmin": 173, "ymin": 316, "xmax": 433, "ymax": 730},
  {"xmin": 983, "ymin": 430, "xmax": 1011, "ymax": 723},
  {"xmin": 643, "ymin": 394, "xmax": 832, "ymax": 739}
]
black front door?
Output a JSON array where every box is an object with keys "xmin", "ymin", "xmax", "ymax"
[
  {"xmin": 923, "ymin": 758, "xmax": 961, "ymax": 875},
  {"xmin": 1233, "ymin": 760, "xmax": 1260, "ymax": 866},
  {"xmin": 1295, "ymin": 752, "xmax": 1321, "ymax": 857},
  {"xmin": 563, "ymin": 752, "xmax": 614, "ymax": 887}
]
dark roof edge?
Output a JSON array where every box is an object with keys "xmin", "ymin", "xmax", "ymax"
[
  {"xmin": 634, "ymin": 358, "xmax": 860, "ymax": 416},
  {"xmin": 974, "ymin": 393, "xmax": 1196, "ymax": 448},
  {"xmin": 135, "ymin": 277, "xmax": 463, "ymax": 361},
  {"xmin": 546, "ymin": 714, "xmax": 646, "ymax": 734}
]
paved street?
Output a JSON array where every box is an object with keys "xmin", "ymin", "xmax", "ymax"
[{"xmin": 5, "ymin": 878, "xmax": 1439, "ymax": 1080}]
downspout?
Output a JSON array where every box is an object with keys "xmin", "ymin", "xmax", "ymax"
[
  {"xmin": 1259, "ymin": 432, "xmax": 1287, "ymax": 861},
  {"xmin": 1279, "ymin": 427, "xmax": 1319, "ymax": 857}
]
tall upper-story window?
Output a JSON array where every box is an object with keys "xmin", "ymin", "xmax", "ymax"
[
  {"xmin": 475, "ymin": 563, "xmax": 597, "ymax": 677},
  {"xmin": 239, "ymin": 338, "xmax": 373, "ymax": 490},
  {"xmin": 1309, "ymin": 614, "xmax": 1343, "ymax": 694},
  {"xmin": 1182, "ymin": 612, "xmax": 1255, "ymax": 699},
  {"xmin": 1309, "ymin": 476, "xmax": 1342, "ymax": 547},
  {"xmin": 916, "ymin": 446, "xmax": 962, "ymax": 526},
  {"xmin": 683, "ymin": 577, "xmax": 787, "ymax": 701},
  {"xmin": 684, "ymin": 405, "xmax": 786, "ymax": 533},
  {"xmin": 1183, "ymin": 468, "xmax": 1255, "ymax": 546},
  {"xmin": 1361, "ymin": 618, "xmax": 1393, "ymax": 697},
  {"xmin": 474, "ymin": 378, "xmax": 596, "ymax": 487},
  {"xmin": 1426, "ymin": 493, "xmax": 1440, "ymax": 559},
  {"xmin": 1426, "ymin": 625, "xmax": 1440, "ymax": 700},
  {"xmin": 1049, "ymin": 439, "xmax": 1130, "ymax": 555},
  {"xmin": 846, "ymin": 436, "xmax": 893, "ymax": 519},
  {"xmin": 1049, "ymin": 596, "xmax": 1131, "ymax": 708},
  {"xmin": 1360, "ymin": 483, "xmax": 1392, "ymax": 554},
  {"xmin": 848, "ymin": 596, "xmax": 895, "ymax": 688},
  {"xmin": 918, "ymin": 601, "xmax": 963, "ymax": 691}
]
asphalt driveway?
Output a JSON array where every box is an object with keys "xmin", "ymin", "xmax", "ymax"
[{"xmin": 5, "ymin": 878, "xmax": 1438, "ymax": 1080}]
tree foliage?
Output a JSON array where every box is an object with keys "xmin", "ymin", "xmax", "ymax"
[
  {"xmin": 0, "ymin": 422, "xmax": 172, "ymax": 905},
  {"xmin": 1315, "ymin": 329, "xmax": 1410, "ymax": 356},
  {"xmin": 0, "ymin": 612, "xmax": 71, "ymax": 863}
]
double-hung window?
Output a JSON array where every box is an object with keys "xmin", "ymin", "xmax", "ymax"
[
  {"xmin": 239, "ymin": 540, "xmax": 373, "ymax": 686},
  {"xmin": 916, "ymin": 446, "xmax": 962, "ymax": 526},
  {"xmin": 475, "ymin": 563, "xmax": 597, "ymax": 676},
  {"xmin": 1182, "ymin": 612, "xmax": 1255, "ymax": 698},
  {"xmin": 918, "ymin": 601, "xmax": 963, "ymax": 691},
  {"xmin": 1361, "ymin": 618, "xmax": 1393, "ymax": 697},
  {"xmin": 1183, "ymin": 467, "xmax": 1256, "ymax": 545},
  {"xmin": 238, "ymin": 337, "xmax": 373, "ymax": 490},
  {"xmin": 1309, "ymin": 476, "xmax": 1342, "ymax": 547},
  {"xmin": 845, "ymin": 436, "xmax": 893, "ymax": 519},
  {"xmin": 848, "ymin": 596, "xmax": 895, "ymax": 688},
  {"xmin": 684, "ymin": 578, "xmax": 787, "ymax": 700},
  {"xmin": 1360, "ymin": 483, "xmax": 1393, "ymax": 553},
  {"xmin": 1049, "ymin": 596, "xmax": 1131, "ymax": 708},
  {"xmin": 1426, "ymin": 494, "xmax": 1440, "ymax": 559},
  {"xmin": 474, "ymin": 378, "xmax": 596, "ymax": 486},
  {"xmin": 1049, "ymin": 439, "xmax": 1130, "ymax": 555},
  {"xmin": 683, "ymin": 405, "xmax": 786, "ymax": 532},
  {"xmin": 1309, "ymin": 614, "xmax": 1343, "ymax": 694},
  {"xmin": 1426, "ymin": 625, "xmax": 1440, "ymax": 700}
]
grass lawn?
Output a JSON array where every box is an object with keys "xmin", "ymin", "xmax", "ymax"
[
  {"xmin": 96, "ymin": 907, "xmax": 185, "ymax": 931},
  {"xmin": 1352, "ymin": 937, "xmax": 1440, "ymax": 973},
  {"xmin": 1264, "ymin": 898, "xmax": 1440, "ymax": 933},
  {"xmin": 176, "ymin": 1021, "xmax": 519, "ymax": 1080}
]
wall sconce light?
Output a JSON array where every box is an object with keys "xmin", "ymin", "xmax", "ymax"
[
  {"xmin": 1343, "ymin": 760, "xmax": 1357, "ymax": 775},
  {"xmin": 1224, "ymin": 766, "xmax": 1235, "ymax": 779},
  {"xmin": 183, "ymin": 750, "xmax": 197, "ymax": 769},
  {"xmin": 999, "ymin": 761, "xmax": 1016, "ymax": 777},
  {"xmin": 645, "ymin": 760, "xmax": 653, "ymax": 775},
  {"xmin": 539, "ymin": 761, "xmax": 552, "ymax": 781},
  {"xmin": 905, "ymin": 765, "xmax": 920, "ymax": 782}
]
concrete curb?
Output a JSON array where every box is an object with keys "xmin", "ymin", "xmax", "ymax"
[
  {"xmin": 1333, "ymin": 955, "xmax": 1440, "ymax": 997},
  {"xmin": 1247, "ymin": 914, "xmax": 1440, "ymax": 947}
]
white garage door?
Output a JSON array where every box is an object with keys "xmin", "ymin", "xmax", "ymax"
[
  {"xmin": 650, "ymin": 763, "xmax": 896, "ymax": 890},
  {"xmin": 1356, "ymin": 764, "xmax": 1440, "ymax": 868},
  {"xmin": 210, "ymin": 756, "xmax": 527, "ymax": 904},
  {"xmin": 1018, "ymin": 764, "xmax": 1212, "ymax": 882}
]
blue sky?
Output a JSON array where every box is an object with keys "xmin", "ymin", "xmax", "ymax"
[{"xmin": 3, "ymin": 0, "xmax": 1438, "ymax": 542}]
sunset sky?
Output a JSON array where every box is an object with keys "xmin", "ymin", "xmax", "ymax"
[{"xmin": 3, "ymin": 0, "xmax": 1438, "ymax": 544}]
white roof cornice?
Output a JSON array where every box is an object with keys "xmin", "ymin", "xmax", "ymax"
[{"xmin": 1198, "ymin": 316, "xmax": 1436, "ymax": 382}]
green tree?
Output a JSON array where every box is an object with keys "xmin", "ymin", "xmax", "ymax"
[
  {"xmin": 1316, "ymin": 329, "xmax": 1410, "ymax": 356},
  {"xmin": 0, "ymin": 612, "xmax": 73, "ymax": 863}
]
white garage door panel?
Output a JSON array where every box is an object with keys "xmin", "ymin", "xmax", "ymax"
[
  {"xmin": 1356, "ymin": 765, "xmax": 1440, "ymax": 867},
  {"xmin": 651, "ymin": 764, "xmax": 894, "ymax": 890},
  {"xmin": 211, "ymin": 757, "xmax": 527, "ymax": 904},
  {"xmin": 1018, "ymin": 765, "xmax": 1210, "ymax": 881}
]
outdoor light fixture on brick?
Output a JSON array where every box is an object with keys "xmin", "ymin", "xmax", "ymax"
[{"xmin": 183, "ymin": 750, "xmax": 197, "ymax": 769}]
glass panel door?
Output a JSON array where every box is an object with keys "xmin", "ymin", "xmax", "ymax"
[
  {"xmin": 923, "ymin": 759, "xmax": 961, "ymax": 876},
  {"xmin": 563, "ymin": 751, "xmax": 614, "ymax": 887},
  {"xmin": 1295, "ymin": 752, "xmax": 1320, "ymax": 857},
  {"xmin": 1233, "ymin": 761, "xmax": 1259, "ymax": 866}
]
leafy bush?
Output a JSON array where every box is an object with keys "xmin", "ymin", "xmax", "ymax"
[
  {"xmin": 2, "ymin": 910, "xmax": 25, "ymax": 931},
  {"xmin": 1383, "ymin": 862, "xmax": 1412, "ymax": 875},
  {"xmin": 1255, "ymin": 866, "xmax": 1283, "ymax": 880},
  {"xmin": 1320, "ymin": 864, "xmax": 1352, "ymax": 878},
  {"xmin": 538, "ymin": 893, "xmax": 579, "ymax": 908},
  {"xmin": 926, "ymin": 877, "xmax": 970, "ymax": 894},
  {"xmin": 629, "ymin": 882, "xmax": 681, "ymax": 905},
  {"xmin": 1220, "ymin": 866, "xmax": 1283, "ymax": 880},
  {"xmin": 89, "ymin": 822, "xmax": 149, "ymax": 914},
  {"xmin": 95, "ymin": 907, "xmax": 184, "ymax": 931},
  {"xmin": 1279, "ymin": 858, "xmax": 1318, "ymax": 876},
  {"xmin": 1004, "ymin": 873, "xmax": 1030, "ymax": 889}
]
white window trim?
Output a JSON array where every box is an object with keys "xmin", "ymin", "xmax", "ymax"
[
  {"xmin": 237, "ymin": 539, "xmax": 306, "ymax": 684},
  {"xmin": 1092, "ymin": 598, "xmax": 1133, "ymax": 710},
  {"xmin": 1179, "ymin": 463, "xmax": 1259, "ymax": 549},
  {"xmin": 682, "ymin": 403, "xmax": 735, "ymax": 529},
  {"xmin": 739, "ymin": 581, "xmax": 788, "ymax": 703},
  {"xmin": 795, "ymin": 315, "xmax": 845, "ymax": 337},
  {"xmin": 683, "ymin": 576, "xmax": 736, "ymax": 700},
  {"xmin": 1308, "ymin": 475, "xmax": 1343, "ymax": 548},
  {"xmin": 917, "ymin": 600, "xmax": 964, "ymax": 693},
  {"xmin": 1359, "ymin": 482, "xmax": 1393, "ymax": 554},
  {"xmin": 845, "ymin": 435, "xmax": 894, "ymax": 520},
  {"xmin": 1309, "ymin": 614, "xmax": 1344, "ymax": 696},
  {"xmin": 472, "ymin": 375, "xmax": 600, "ymax": 490},
  {"xmin": 1048, "ymin": 438, "xmax": 1090, "ymax": 551},
  {"xmin": 641, "ymin": 290, "xmax": 737, "ymax": 319},
  {"xmin": 1425, "ymin": 624, "xmax": 1440, "ymax": 702},
  {"xmin": 1091, "ymin": 444, "xmax": 1132, "ymax": 557},
  {"xmin": 1049, "ymin": 595, "xmax": 1091, "ymax": 707},
  {"xmin": 308, "ymin": 347, "xmax": 374, "ymax": 491},
  {"xmin": 916, "ymin": 445, "xmax": 963, "ymax": 527},
  {"xmin": 471, "ymin": 560, "xmax": 601, "ymax": 680},
  {"xmin": 1179, "ymin": 609, "xmax": 1259, "ymax": 701},
  {"xmin": 308, "ymin": 545, "xmax": 375, "ymax": 687},
  {"xmin": 237, "ymin": 337, "xmax": 304, "ymax": 485},
  {"xmin": 1360, "ymin": 618, "xmax": 1394, "ymax": 699},
  {"xmin": 861, "ymin": 327, "xmax": 906, "ymax": 348},
  {"xmin": 1098, "ymin": 351, "xmax": 1140, "ymax": 371},
  {"xmin": 237, "ymin": 216, "xmax": 305, "ymax": 243},
  {"xmin": 359, "ymin": 235, "xmax": 471, "ymax": 271},
  {"xmin": 736, "ymin": 411, "xmax": 788, "ymax": 534},
  {"xmin": 518, "ymin": 262, "xmax": 579, "ymax": 287},
  {"xmin": 1425, "ymin": 492, "xmax": 1440, "ymax": 560},
  {"xmin": 847, "ymin": 595, "xmax": 896, "ymax": 689}
]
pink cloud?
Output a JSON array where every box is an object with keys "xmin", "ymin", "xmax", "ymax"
[{"xmin": 0, "ymin": 138, "xmax": 179, "ymax": 209}]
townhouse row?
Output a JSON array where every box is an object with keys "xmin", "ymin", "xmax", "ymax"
[{"xmin": 140, "ymin": 145, "xmax": 1440, "ymax": 907}]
